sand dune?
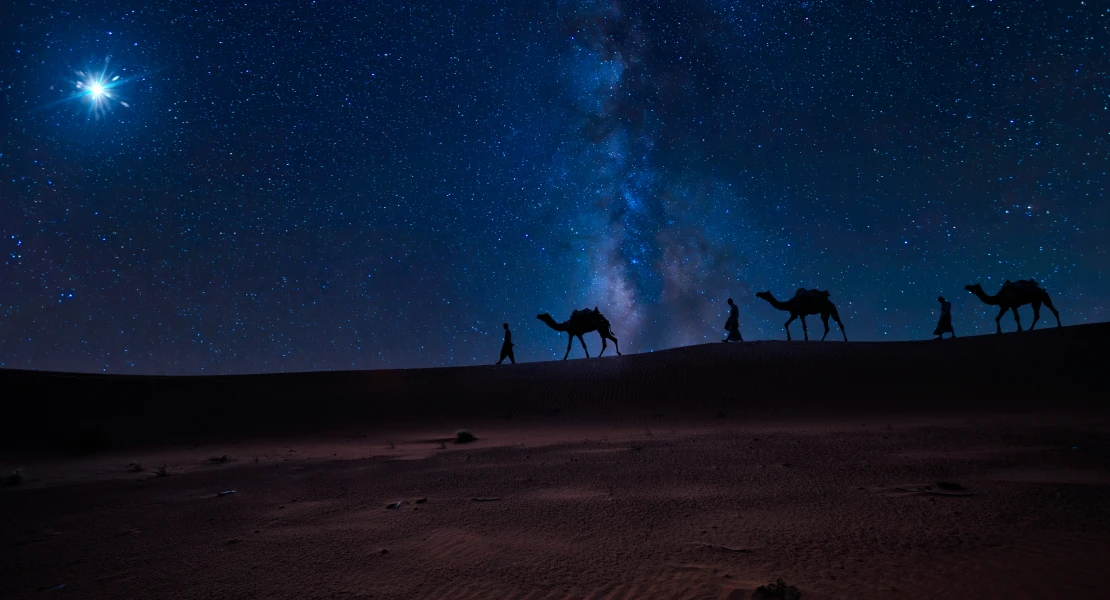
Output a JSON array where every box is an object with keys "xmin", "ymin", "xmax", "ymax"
[
  {"xmin": 2, "ymin": 325, "xmax": 1108, "ymax": 598},
  {"xmin": 2, "ymin": 323, "xmax": 1104, "ymax": 452}
]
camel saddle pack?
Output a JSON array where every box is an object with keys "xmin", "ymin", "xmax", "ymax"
[
  {"xmin": 794, "ymin": 288, "xmax": 831, "ymax": 299},
  {"xmin": 1002, "ymin": 279, "xmax": 1040, "ymax": 292},
  {"xmin": 571, "ymin": 307, "xmax": 602, "ymax": 320}
]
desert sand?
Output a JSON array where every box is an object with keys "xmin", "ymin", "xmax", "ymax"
[{"xmin": 2, "ymin": 324, "xmax": 1109, "ymax": 599}]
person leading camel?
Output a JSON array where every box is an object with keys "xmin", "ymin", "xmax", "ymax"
[
  {"xmin": 933, "ymin": 296, "xmax": 955, "ymax": 340},
  {"xmin": 496, "ymin": 322, "xmax": 515, "ymax": 364},
  {"xmin": 723, "ymin": 298, "xmax": 743, "ymax": 342}
]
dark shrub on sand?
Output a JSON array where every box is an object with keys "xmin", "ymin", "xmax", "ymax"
[
  {"xmin": 753, "ymin": 578, "xmax": 800, "ymax": 600},
  {"xmin": 3, "ymin": 468, "xmax": 24, "ymax": 486},
  {"xmin": 454, "ymin": 429, "xmax": 476, "ymax": 444}
]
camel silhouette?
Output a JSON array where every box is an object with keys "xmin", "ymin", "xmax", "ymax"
[
  {"xmin": 537, "ymin": 308, "xmax": 621, "ymax": 360},
  {"xmin": 964, "ymin": 280, "xmax": 1061, "ymax": 334},
  {"xmin": 755, "ymin": 289, "xmax": 847, "ymax": 341}
]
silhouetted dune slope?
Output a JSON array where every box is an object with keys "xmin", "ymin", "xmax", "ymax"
[{"xmin": 3, "ymin": 323, "xmax": 1106, "ymax": 450}]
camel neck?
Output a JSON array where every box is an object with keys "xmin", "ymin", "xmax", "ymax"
[
  {"xmin": 766, "ymin": 295, "xmax": 790, "ymax": 310},
  {"xmin": 542, "ymin": 317, "xmax": 569, "ymax": 332},
  {"xmin": 973, "ymin": 290, "xmax": 999, "ymax": 305}
]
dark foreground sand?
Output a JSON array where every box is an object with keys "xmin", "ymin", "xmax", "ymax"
[{"xmin": 2, "ymin": 325, "xmax": 1109, "ymax": 599}]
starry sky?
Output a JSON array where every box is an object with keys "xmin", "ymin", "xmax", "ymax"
[{"xmin": 1, "ymin": 1, "xmax": 1107, "ymax": 374}]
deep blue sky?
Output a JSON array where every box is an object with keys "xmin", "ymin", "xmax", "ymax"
[{"xmin": 1, "ymin": 1, "xmax": 1106, "ymax": 373}]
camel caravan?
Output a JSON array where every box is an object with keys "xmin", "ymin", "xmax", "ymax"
[{"xmin": 511, "ymin": 279, "xmax": 1061, "ymax": 362}]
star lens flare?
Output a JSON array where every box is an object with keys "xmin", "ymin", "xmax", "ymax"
[{"xmin": 67, "ymin": 59, "xmax": 132, "ymax": 119}]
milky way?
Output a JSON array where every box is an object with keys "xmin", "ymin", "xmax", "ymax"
[{"xmin": 1, "ymin": 1, "xmax": 1106, "ymax": 373}]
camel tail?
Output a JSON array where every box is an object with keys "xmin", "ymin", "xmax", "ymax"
[{"xmin": 831, "ymin": 304, "xmax": 846, "ymax": 334}]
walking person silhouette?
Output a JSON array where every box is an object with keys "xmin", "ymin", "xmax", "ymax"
[
  {"xmin": 723, "ymin": 298, "xmax": 743, "ymax": 342},
  {"xmin": 496, "ymin": 322, "xmax": 515, "ymax": 364},
  {"xmin": 933, "ymin": 296, "xmax": 956, "ymax": 339}
]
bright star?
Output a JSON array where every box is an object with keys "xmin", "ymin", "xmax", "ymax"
[{"xmin": 57, "ymin": 57, "xmax": 133, "ymax": 119}]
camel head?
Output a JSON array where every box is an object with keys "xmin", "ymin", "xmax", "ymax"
[
  {"xmin": 965, "ymin": 283, "xmax": 984, "ymax": 294},
  {"xmin": 536, "ymin": 313, "xmax": 562, "ymax": 330},
  {"xmin": 755, "ymin": 291, "xmax": 773, "ymax": 302}
]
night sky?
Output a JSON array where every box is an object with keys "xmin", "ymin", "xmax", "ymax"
[{"xmin": 1, "ymin": 1, "xmax": 1106, "ymax": 374}]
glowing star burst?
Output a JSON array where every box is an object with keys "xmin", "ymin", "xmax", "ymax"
[{"xmin": 68, "ymin": 58, "xmax": 132, "ymax": 119}]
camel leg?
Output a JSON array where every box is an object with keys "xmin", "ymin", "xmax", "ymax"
[
  {"xmin": 1029, "ymin": 301, "xmax": 1042, "ymax": 331},
  {"xmin": 578, "ymin": 335, "xmax": 590, "ymax": 358},
  {"xmin": 1043, "ymin": 294, "xmax": 1061, "ymax": 327},
  {"xmin": 610, "ymin": 334, "xmax": 621, "ymax": 355},
  {"xmin": 784, "ymin": 314, "xmax": 796, "ymax": 341},
  {"xmin": 598, "ymin": 332, "xmax": 607, "ymax": 357},
  {"xmin": 994, "ymin": 307, "xmax": 1007, "ymax": 334},
  {"xmin": 830, "ymin": 307, "xmax": 847, "ymax": 341},
  {"xmin": 1011, "ymin": 306, "xmax": 1022, "ymax": 332},
  {"xmin": 820, "ymin": 314, "xmax": 831, "ymax": 341},
  {"xmin": 564, "ymin": 333, "xmax": 573, "ymax": 360},
  {"xmin": 800, "ymin": 315, "xmax": 809, "ymax": 341}
]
